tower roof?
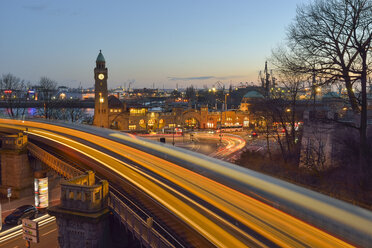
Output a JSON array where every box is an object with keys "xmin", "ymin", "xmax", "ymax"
[
  {"xmin": 108, "ymin": 95, "xmax": 124, "ymax": 109},
  {"xmin": 96, "ymin": 50, "xmax": 105, "ymax": 62}
]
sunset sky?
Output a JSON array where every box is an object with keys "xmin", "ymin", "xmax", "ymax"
[{"xmin": 0, "ymin": 0, "xmax": 307, "ymax": 89}]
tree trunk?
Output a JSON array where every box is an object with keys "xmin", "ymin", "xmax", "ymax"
[
  {"xmin": 359, "ymin": 52, "xmax": 368, "ymax": 183},
  {"xmin": 344, "ymin": 74, "xmax": 360, "ymax": 113}
]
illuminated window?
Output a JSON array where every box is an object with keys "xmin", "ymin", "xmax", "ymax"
[
  {"xmin": 130, "ymin": 108, "xmax": 147, "ymax": 115},
  {"xmin": 129, "ymin": 125, "xmax": 136, "ymax": 130},
  {"xmin": 148, "ymin": 119, "xmax": 156, "ymax": 126}
]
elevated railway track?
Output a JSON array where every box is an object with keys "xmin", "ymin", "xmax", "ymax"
[{"xmin": 0, "ymin": 118, "xmax": 371, "ymax": 247}]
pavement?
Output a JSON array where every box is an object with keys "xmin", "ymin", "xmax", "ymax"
[
  {"xmin": 0, "ymin": 186, "xmax": 60, "ymax": 231},
  {"xmin": 0, "ymin": 215, "xmax": 57, "ymax": 248}
]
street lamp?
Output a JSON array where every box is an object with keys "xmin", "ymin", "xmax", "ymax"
[
  {"xmin": 225, "ymin": 93, "xmax": 229, "ymax": 111},
  {"xmin": 172, "ymin": 114, "xmax": 176, "ymax": 146},
  {"xmin": 220, "ymin": 93, "xmax": 229, "ymax": 144}
]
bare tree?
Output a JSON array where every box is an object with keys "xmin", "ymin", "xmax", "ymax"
[
  {"xmin": 0, "ymin": 73, "xmax": 27, "ymax": 118},
  {"xmin": 38, "ymin": 77, "xmax": 57, "ymax": 119},
  {"xmin": 273, "ymin": 0, "xmax": 372, "ymax": 174},
  {"xmin": 252, "ymin": 73, "xmax": 306, "ymax": 164}
]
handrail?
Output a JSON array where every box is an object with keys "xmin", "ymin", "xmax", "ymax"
[
  {"xmin": 108, "ymin": 191, "xmax": 181, "ymax": 248},
  {"xmin": 27, "ymin": 140, "xmax": 185, "ymax": 247}
]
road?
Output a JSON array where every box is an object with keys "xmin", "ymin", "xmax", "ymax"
[
  {"xmin": 0, "ymin": 119, "xmax": 371, "ymax": 247},
  {"xmin": 0, "ymin": 216, "xmax": 57, "ymax": 248},
  {"xmin": 142, "ymin": 132, "xmax": 246, "ymax": 161}
]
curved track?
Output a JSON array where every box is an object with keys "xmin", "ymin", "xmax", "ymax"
[{"xmin": 0, "ymin": 119, "xmax": 371, "ymax": 247}]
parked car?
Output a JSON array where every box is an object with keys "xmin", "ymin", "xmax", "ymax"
[{"xmin": 4, "ymin": 205, "xmax": 37, "ymax": 225}]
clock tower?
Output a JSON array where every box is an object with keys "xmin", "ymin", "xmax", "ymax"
[{"xmin": 93, "ymin": 50, "xmax": 109, "ymax": 128}]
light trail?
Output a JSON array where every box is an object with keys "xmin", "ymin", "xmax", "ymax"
[
  {"xmin": 25, "ymin": 127, "xmax": 253, "ymax": 247},
  {"xmin": 0, "ymin": 119, "xmax": 370, "ymax": 247},
  {"xmin": 0, "ymin": 215, "xmax": 55, "ymax": 243}
]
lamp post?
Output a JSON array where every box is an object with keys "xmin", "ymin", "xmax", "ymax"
[
  {"xmin": 225, "ymin": 93, "xmax": 229, "ymax": 112},
  {"xmin": 172, "ymin": 114, "xmax": 175, "ymax": 146},
  {"xmin": 220, "ymin": 93, "xmax": 229, "ymax": 144},
  {"xmin": 219, "ymin": 112, "xmax": 222, "ymax": 144}
]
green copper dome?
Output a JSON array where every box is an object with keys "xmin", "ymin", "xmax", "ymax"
[
  {"xmin": 322, "ymin": 92, "xmax": 341, "ymax": 99},
  {"xmin": 243, "ymin": 90, "xmax": 264, "ymax": 99},
  {"xmin": 96, "ymin": 50, "xmax": 105, "ymax": 62}
]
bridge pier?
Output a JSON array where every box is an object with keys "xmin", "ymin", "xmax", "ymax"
[
  {"xmin": 48, "ymin": 171, "xmax": 111, "ymax": 248},
  {"xmin": 0, "ymin": 133, "xmax": 33, "ymax": 198}
]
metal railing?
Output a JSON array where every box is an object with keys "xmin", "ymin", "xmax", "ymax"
[
  {"xmin": 28, "ymin": 141, "xmax": 184, "ymax": 248},
  {"xmin": 28, "ymin": 142, "xmax": 82, "ymax": 178},
  {"xmin": 109, "ymin": 191, "xmax": 183, "ymax": 248}
]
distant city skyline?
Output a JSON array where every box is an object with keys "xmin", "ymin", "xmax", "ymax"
[{"xmin": 1, "ymin": 0, "xmax": 307, "ymax": 89}]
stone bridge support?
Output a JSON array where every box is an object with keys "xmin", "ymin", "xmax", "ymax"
[
  {"xmin": 48, "ymin": 171, "xmax": 111, "ymax": 248},
  {"xmin": 0, "ymin": 133, "xmax": 33, "ymax": 198}
]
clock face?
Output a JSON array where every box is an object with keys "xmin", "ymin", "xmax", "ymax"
[{"xmin": 98, "ymin": 74, "xmax": 105, "ymax": 80}]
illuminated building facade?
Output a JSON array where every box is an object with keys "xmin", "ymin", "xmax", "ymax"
[{"xmin": 106, "ymin": 91, "xmax": 264, "ymax": 132}]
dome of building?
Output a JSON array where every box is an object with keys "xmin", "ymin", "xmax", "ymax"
[
  {"xmin": 242, "ymin": 90, "xmax": 264, "ymax": 99},
  {"xmin": 322, "ymin": 92, "xmax": 341, "ymax": 99},
  {"xmin": 96, "ymin": 50, "xmax": 105, "ymax": 62}
]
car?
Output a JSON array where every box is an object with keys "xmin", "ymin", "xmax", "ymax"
[
  {"xmin": 4, "ymin": 205, "xmax": 37, "ymax": 225},
  {"xmin": 250, "ymin": 131, "xmax": 258, "ymax": 138}
]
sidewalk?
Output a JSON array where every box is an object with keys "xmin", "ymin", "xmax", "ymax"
[{"xmin": 0, "ymin": 186, "xmax": 60, "ymax": 221}]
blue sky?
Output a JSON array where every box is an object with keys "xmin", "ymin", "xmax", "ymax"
[{"xmin": 0, "ymin": 0, "xmax": 307, "ymax": 89}]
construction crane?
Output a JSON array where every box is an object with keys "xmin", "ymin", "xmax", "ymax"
[
  {"xmin": 212, "ymin": 81, "xmax": 225, "ymax": 91},
  {"xmin": 259, "ymin": 61, "xmax": 274, "ymax": 97},
  {"xmin": 127, "ymin": 79, "xmax": 135, "ymax": 92}
]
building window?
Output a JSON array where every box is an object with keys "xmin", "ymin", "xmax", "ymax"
[
  {"xmin": 129, "ymin": 125, "xmax": 136, "ymax": 130},
  {"xmin": 76, "ymin": 192, "xmax": 82, "ymax": 201},
  {"xmin": 95, "ymin": 191, "xmax": 100, "ymax": 201},
  {"xmin": 85, "ymin": 192, "xmax": 91, "ymax": 201},
  {"xmin": 130, "ymin": 108, "xmax": 147, "ymax": 116}
]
